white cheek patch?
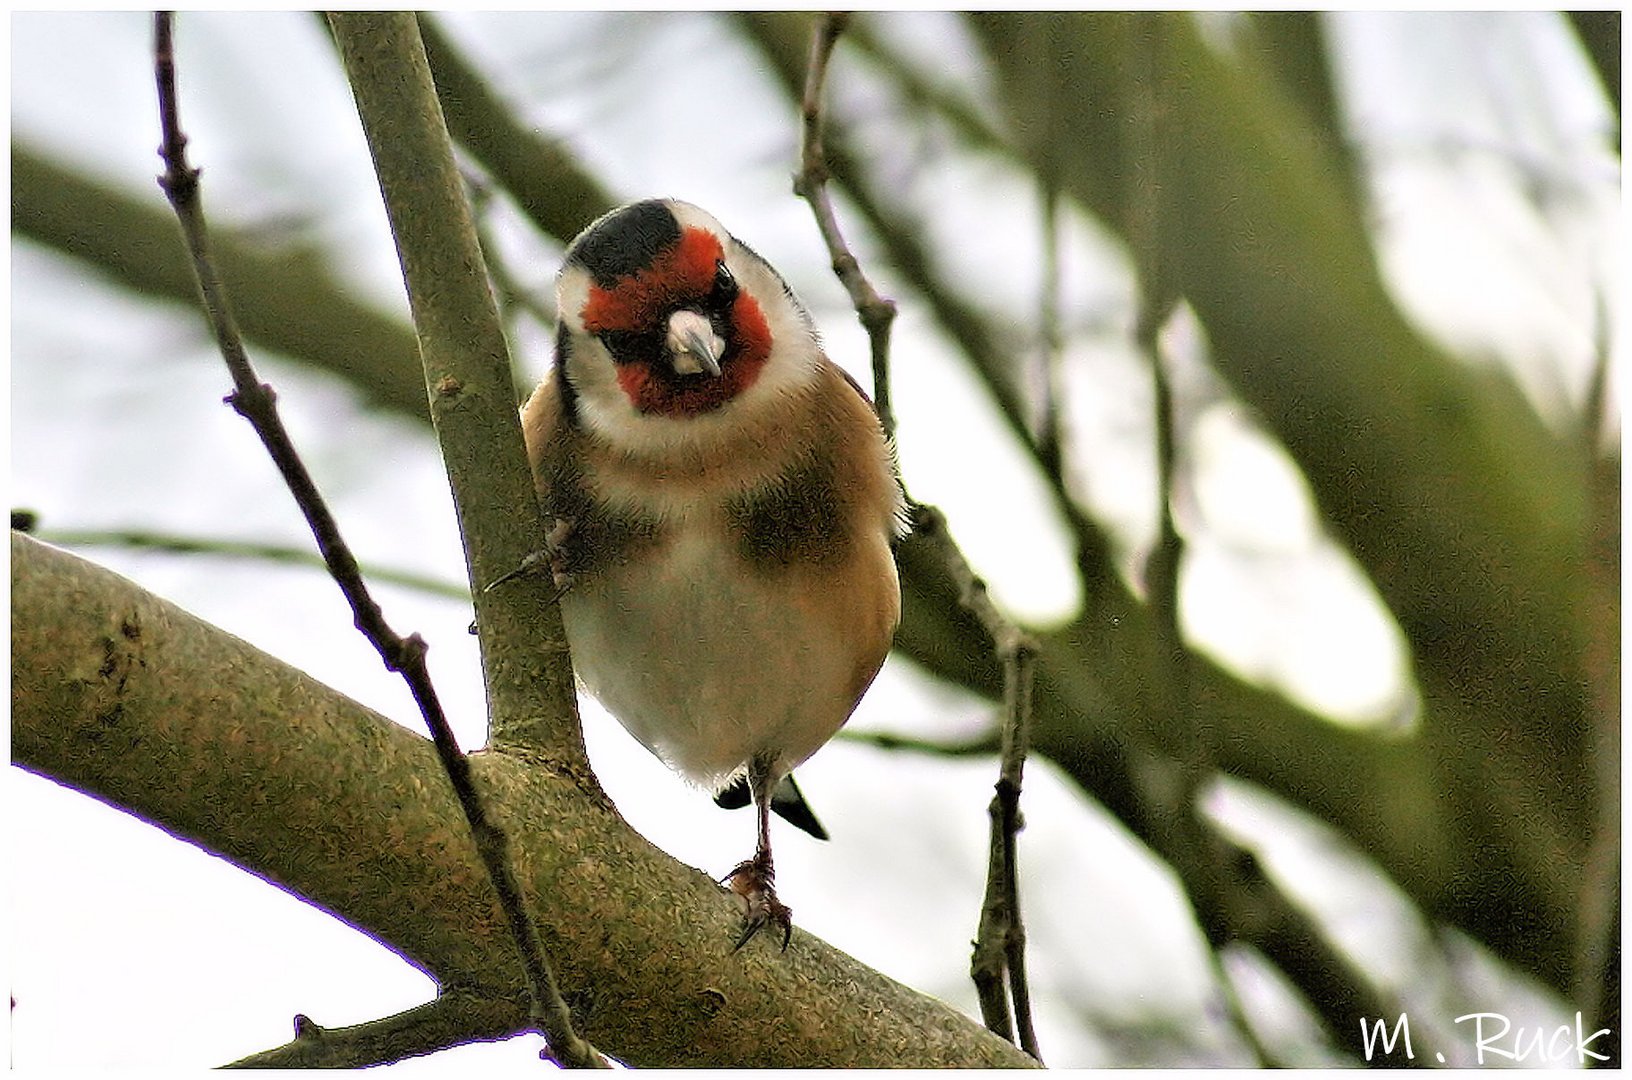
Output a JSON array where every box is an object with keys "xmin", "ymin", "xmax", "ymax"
[
  {"xmin": 566, "ymin": 336, "xmax": 637, "ymax": 422},
  {"xmin": 557, "ymin": 268, "xmax": 593, "ymax": 334}
]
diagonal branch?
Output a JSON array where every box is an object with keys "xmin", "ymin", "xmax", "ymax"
[{"xmin": 153, "ymin": 11, "xmax": 602, "ymax": 1068}]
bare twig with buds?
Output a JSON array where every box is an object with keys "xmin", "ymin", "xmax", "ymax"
[
  {"xmin": 917, "ymin": 505, "xmax": 1043, "ymax": 1060},
  {"xmin": 793, "ymin": 11, "xmax": 1042, "ymax": 1063},
  {"xmin": 153, "ymin": 12, "xmax": 603, "ymax": 1069},
  {"xmin": 792, "ymin": 11, "xmax": 899, "ymax": 443}
]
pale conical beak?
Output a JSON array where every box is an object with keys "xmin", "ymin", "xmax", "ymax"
[{"xmin": 666, "ymin": 309, "xmax": 724, "ymax": 377}]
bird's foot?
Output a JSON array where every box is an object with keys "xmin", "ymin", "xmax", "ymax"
[
  {"xmin": 724, "ymin": 852, "xmax": 792, "ymax": 951},
  {"xmin": 484, "ymin": 517, "xmax": 575, "ymax": 598}
]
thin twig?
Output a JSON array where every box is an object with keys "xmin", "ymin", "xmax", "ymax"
[
  {"xmin": 731, "ymin": 14, "xmax": 1117, "ymax": 605},
  {"xmin": 152, "ymin": 13, "xmax": 603, "ymax": 1069},
  {"xmin": 792, "ymin": 14, "xmax": 1041, "ymax": 1061},
  {"xmin": 1141, "ymin": 304, "xmax": 1282, "ymax": 1065},
  {"xmin": 1033, "ymin": 181, "xmax": 1066, "ymax": 483},
  {"xmin": 224, "ymin": 988, "xmax": 520, "ymax": 1069},
  {"xmin": 36, "ymin": 525, "xmax": 469, "ymax": 599},
  {"xmin": 791, "ymin": 11, "xmax": 898, "ymax": 441},
  {"xmin": 836, "ymin": 727, "xmax": 999, "ymax": 757},
  {"xmin": 1142, "ymin": 310, "xmax": 1183, "ymax": 684},
  {"xmin": 996, "ymin": 643, "xmax": 1040, "ymax": 1058},
  {"xmin": 920, "ymin": 505, "xmax": 1042, "ymax": 1060}
]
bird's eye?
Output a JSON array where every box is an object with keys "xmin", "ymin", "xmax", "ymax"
[{"xmin": 711, "ymin": 261, "xmax": 737, "ymax": 304}]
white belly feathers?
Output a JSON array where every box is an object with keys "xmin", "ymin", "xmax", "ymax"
[{"xmin": 560, "ymin": 517, "xmax": 855, "ymax": 787}]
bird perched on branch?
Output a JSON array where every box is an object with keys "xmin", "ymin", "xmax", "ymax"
[{"xmin": 521, "ymin": 199, "xmax": 905, "ymax": 948}]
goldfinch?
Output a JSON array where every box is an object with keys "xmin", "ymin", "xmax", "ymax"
[{"xmin": 520, "ymin": 199, "xmax": 905, "ymax": 948}]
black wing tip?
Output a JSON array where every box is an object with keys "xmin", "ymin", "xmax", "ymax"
[{"xmin": 713, "ymin": 773, "xmax": 829, "ymax": 841}]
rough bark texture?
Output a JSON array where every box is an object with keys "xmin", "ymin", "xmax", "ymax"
[{"xmin": 11, "ymin": 532, "xmax": 1039, "ymax": 1068}]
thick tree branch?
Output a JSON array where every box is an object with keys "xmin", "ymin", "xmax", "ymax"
[{"xmin": 10, "ymin": 533, "xmax": 1039, "ymax": 1068}]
